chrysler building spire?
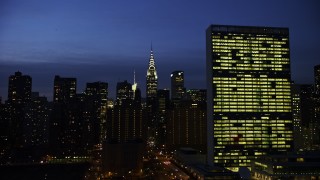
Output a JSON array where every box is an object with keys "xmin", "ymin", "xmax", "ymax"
[{"xmin": 146, "ymin": 44, "xmax": 158, "ymax": 99}]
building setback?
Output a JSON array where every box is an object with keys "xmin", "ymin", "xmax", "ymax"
[{"xmin": 206, "ymin": 25, "xmax": 293, "ymax": 171}]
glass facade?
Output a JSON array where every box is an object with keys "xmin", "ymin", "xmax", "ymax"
[{"xmin": 206, "ymin": 25, "xmax": 293, "ymax": 171}]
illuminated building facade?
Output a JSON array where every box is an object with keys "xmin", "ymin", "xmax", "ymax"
[
  {"xmin": 251, "ymin": 152, "xmax": 320, "ymax": 179},
  {"xmin": 146, "ymin": 46, "xmax": 158, "ymax": 138},
  {"xmin": 146, "ymin": 46, "xmax": 158, "ymax": 100},
  {"xmin": 206, "ymin": 25, "xmax": 293, "ymax": 171},
  {"xmin": 171, "ymin": 71, "xmax": 185, "ymax": 100}
]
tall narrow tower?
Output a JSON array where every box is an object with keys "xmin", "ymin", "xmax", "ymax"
[
  {"xmin": 146, "ymin": 44, "xmax": 158, "ymax": 138},
  {"xmin": 146, "ymin": 45, "xmax": 158, "ymax": 99},
  {"xmin": 132, "ymin": 70, "xmax": 137, "ymax": 99}
]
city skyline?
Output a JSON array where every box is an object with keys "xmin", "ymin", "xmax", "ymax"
[{"xmin": 1, "ymin": 0, "xmax": 320, "ymax": 100}]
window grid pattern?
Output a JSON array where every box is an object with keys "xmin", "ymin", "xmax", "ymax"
[{"xmin": 210, "ymin": 30, "xmax": 293, "ymax": 170}]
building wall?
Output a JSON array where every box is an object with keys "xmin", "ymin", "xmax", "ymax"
[
  {"xmin": 167, "ymin": 101, "xmax": 206, "ymax": 152},
  {"xmin": 206, "ymin": 25, "xmax": 293, "ymax": 171}
]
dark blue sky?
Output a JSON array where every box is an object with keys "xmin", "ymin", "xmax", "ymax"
[{"xmin": 1, "ymin": 0, "xmax": 319, "ymax": 100}]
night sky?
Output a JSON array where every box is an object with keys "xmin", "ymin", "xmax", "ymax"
[{"xmin": 1, "ymin": 0, "xmax": 319, "ymax": 100}]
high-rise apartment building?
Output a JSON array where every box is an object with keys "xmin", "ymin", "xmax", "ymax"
[
  {"xmin": 50, "ymin": 76, "xmax": 79, "ymax": 156},
  {"xmin": 8, "ymin": 71, "xmax": 32, "ymax": 104},
  {"xmin": 291, "ymin": 84, "xmax": 313, "ymax": 150},
  {"xmin": 156, "ymin": 89, "xmax": 170, "ymax": 145},
  {"xmin": 85, "ymin": 82, "xmax": 108, "ymax": 144},
  {"xmin": 171, "ymin": 71, "xmax": 185, "ymax": 100},
  {"xmin": 206, "ymin": 25, "xmax": 293, "ymax": 171},
  {"xmin": 53, "ymin": 76, "xmax": 76, "ymax": 103},
  {"xmin": 7, "ymin": 71, "xmax": 32, "ymax": 148},
  {"xmin": 23, "ymin": 92, "xmax": 51, "ymax": 148}
]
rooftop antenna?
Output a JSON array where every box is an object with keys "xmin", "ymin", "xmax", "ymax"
[
  {"xmin": 133, "ymin": 69, "xmax": 136, "ymax": 84},
  {"xmin": 132, "ymin": 69, "xmax": 138, "ymax": 99}
]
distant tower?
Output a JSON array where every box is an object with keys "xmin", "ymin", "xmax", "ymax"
[
  {"xmin": 146, "ymin": 44, "xmax": 158, "ymax": 139},
  {"xmin": 116, "ymin": 80, "xmax": 133, "ymax": 105},
  {"xmin": 85, "ymin": 82, "xmax": 108, "ymax": 144},
  {"xmin": 314, "ymin": 65, "xmax": 320, "ymax": 147},
  {"xmin": 146, "ymin": 44, "xmax": 158, "ymax": 99},
  {"xmin": 53, "ymin": 76, "xmax": 77, "ymax": 103},
  {"xmin": 7, "ymin": 71, "xmax": 32, "ymax": 148},
  {"xmin": 315, "ymin": 65, "xmax": 320, "ymax": 95},
  {"xmin": 171, "ymin": 71, "xmax": 185, "ymax": 100},
  {"xmin": 8, "ymin": 71, "xmax": 32, "ymax": 104},
  {"xmin": 132, "ymin": 70, "xmax": 137, "ymax": 99}
]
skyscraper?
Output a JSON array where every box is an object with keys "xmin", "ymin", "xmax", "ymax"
[
  {"xmin": 23, "ymin": 92, "xmax": 51, "ymax": 148},
  {"xmin": 313, "ymin": 65, "xmax": 320, "ymax": 148},
  {"xmin": 146, "ymin": 45, "xmax": 158, "ymax": 139},
  {"xmin": 167, "ymin": 100, "xmax": 207, "ymax": 152},
  {"xmin": 291, "ymin": 84, "xmax": 313, "ymax": 150},
  {"xmin": 50, "ymin": 76, "xmax": 79, "ymax": 156},
  {"xmin": 107, "ymin": 80, "xmax": 145, "ymax": 143},
  {"xmin": 85, "ymin": 82, "xmax": 108, "ymax": 144},
  {"xmin": 206, "ymin": 25, "xmax": 293, "ymax": 171},
  {"xmin": 103, "ymin": 80, "xmax": 145, "ymax": 176},
  {"xmin": 171, "ymin": 71, "xmax": 185, "ymax": 100},
  {"xmin": 8, "ymin": 71, "xmax": 32, "ymax": 104},
  {"xmin": 53, "ymin": 76, "xmax": 76, "ymax": 103},
  {"xmin": 146, "ymin": 46, "xmax": 158, "ymax": 99},
  {"xmin": 7, "ymin": 71, "xmax": 32, "ymax": 148},
  {"xmin": 116, "ymin": 80, "xmax": 133, "ymax": 105},
  {"xmin": 156, "ymin": 89, "xmax": 170, "ymax": 145},
  {"xmin": 157, "ymin": 89, "xmax": 170, "ymax": 114},
  {"xmin": 315, "ymin": 65, "xmax": 320, "ymax": 95}
]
